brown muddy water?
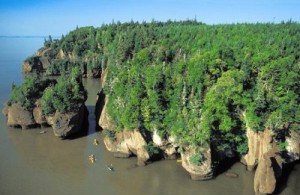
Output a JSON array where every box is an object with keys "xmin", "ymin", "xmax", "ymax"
[{"xmin": 0, "ymin": 37, "xmax": 299, "ymax": 195}]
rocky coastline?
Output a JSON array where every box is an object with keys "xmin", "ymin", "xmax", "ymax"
[
  {"xmin": 2, "ymin": 101, "xmax": 87, "ymax": 138},
  {"xmin": 4, "ymin": 21, "xmax": 300, "ymax": 195},
  {"xmin": 96, "ymin": 69, "xmax": 300, "ymax": 194}
]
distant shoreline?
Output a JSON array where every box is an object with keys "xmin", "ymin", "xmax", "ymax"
[{"xmin": 0, "ymin": 36, "xmax": 60, "ymax": 39}]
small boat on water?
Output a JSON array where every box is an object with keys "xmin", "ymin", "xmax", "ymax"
[
  {"xmin": 93, "ymin": 139, "xmax": 99, "ymax": 146},
  {"xmin": 106, "ymin": 164, "xmax": 114, "ymax": 171},
  {"xmin": 89, "ymin": 154, "xmax": 96, "ymax": 163}
]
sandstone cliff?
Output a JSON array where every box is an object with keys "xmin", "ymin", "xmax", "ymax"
[
  {"xmin": 99, "ymin": 97, "xmax": 150, "ymax": 165},
  {"xmin": 241, "ymin": 111, "xmax": 300, "ymax": 194},
  {"xmin": 22, "ymin": 47, "xmax": 100, "ymax": 78},
  {"xmin": 2, "ymin": 101, "xmax": 86, "ymax": 138}
]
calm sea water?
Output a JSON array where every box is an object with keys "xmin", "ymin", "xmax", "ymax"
[{"xmin": 0, "ymin": 37, "xmax": 299, "ymax": 195}]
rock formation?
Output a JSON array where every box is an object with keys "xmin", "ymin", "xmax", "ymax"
[
  {"xmin": 242, "ymin": 128, "xmax": 274, "ymax": 171},
  {"xmin": 33, "ymin": 99, "xmax": 47, "ymax": 126},
  {"xmin": 3, "ymin": 103, "xmax": 35, "ymax": 129},
  {"xmin": 181, "ymin": 147, "xmax": 213, "ymax": 180},
  {"xmin": 254, "ymin": 149, "xmax": 282, "ymax": 194},
  {"xmin": 240, "ymin": 111, "xmax": 300, "ymax": 194},
  {"xmin": 49, "ymin": 104, "xmax": 85, "ymax": 137},
  {"xmin": 22, "ymin": 48, "xmax": 54, "ymax": 73},
  {"xmin": 2, "ymin": 101, "xmax": 86, "ymax": 138},
  {"xmin": 99, "ymin": 97, "xmax": 150, "ymax": 165},
  {"xmin": 22, "ymin": 47, "xmax": 100, "ymax": 78},
  {"xmin": 103, "ymin": 129, "xmax": 150, "ymax": 166},
  {"xmin": 151, "ymin": 130, "xmax": 178, "ymax": 159}
]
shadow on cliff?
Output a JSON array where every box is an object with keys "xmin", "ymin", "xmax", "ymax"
[
  {"xmin": 94, "ymin": 90, "xmax": 105, "ymax": 131},
  {"xmin": 66, "ymin": 104, "xmax": 101, "ymax": 140}
]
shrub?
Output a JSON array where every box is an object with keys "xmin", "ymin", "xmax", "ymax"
[
  {"xmin": 103, "ymin": 129, "xmax": 116, "ymax": 142},
  {"xmin": 144, "ymin": 141, "xmax": 160, "ymax": 155},
  {"xmin": 41, "ymin": 67, "xmax": 87, "ymax": 115},
  {"xmin": 8, "ymin": 74, "xmax": 40, "ymax": 110},
  {"xmin": 189, "ymin": 153, "xmax": 204, "ymax": 166}
]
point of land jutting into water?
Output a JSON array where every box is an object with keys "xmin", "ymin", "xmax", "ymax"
[{"xmin": 1, "ymin": 20, "xmax": 300, "ymax": 195}]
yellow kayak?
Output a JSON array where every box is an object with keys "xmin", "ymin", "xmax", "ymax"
[
  {"xmin": 89, "ymin": 154, "xmax": 96, "ymax": 163},
  {"xmin": 93, "ymin": 139, "xmax": 99, "ymax": 146}
]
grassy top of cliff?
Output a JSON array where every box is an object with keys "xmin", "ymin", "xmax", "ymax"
[{"xmin": 29, "ymin": 20, "xmax": 300, "ymax": 156}]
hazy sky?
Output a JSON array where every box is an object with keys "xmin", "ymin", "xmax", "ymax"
[{"xmin": 0, "ymin": 0, "xmax": 299, "ymax": 36}]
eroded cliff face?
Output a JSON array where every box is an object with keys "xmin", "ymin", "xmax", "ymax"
[
  {"xmin": 49, "ymin": 105, "xmax": 86, "ymax": 137},
  {"xmin": 22, "ymin": 48, "xmax": 101, "ymax": 78},
  {"xmin": 4, "ymin": 103, "xmax": 35, "ymax": 129},
  {"xmin": 181, "ymin": 147, "xmax": 213, "ymax": 180},
  {"xmin": 254, "ymin": 148, "xmax": 282, "ymax": 194},
  {"xmin": 2, "ymin": 100, "xmax": 86, "ymax": 138},
  {"xmin": 33, "ymin": 99, "xmax": 47, "ymax": 126},
  {"xmin": 241, "ymin": 111, "xmax": 300, "ymax": 194},
  {"xmin": 242, "ymin": 128, "xmax": 274, "ymax": 171},
  {"xmin": 22, "ymin": 48, "xmax": 54, "ymax": 73},
  {"xmin": 152, "ymin": 130, "xmax": 178, "ymax": 159},
  {"xmin": 99, "ymin": 97, "xmax": 150, "ymax": 166},
  {"xmin": 103, "ymin": 130, "xmax": 150, "ymax": 166},
  {"xmin": 97, "ymin": 76, "xmax": 300, "ymax": 192}
]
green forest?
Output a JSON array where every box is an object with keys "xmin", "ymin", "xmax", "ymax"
[
  {"xmin": 27, "ymin": 20, "xmax": 300, "ymax": 157},
  {"xmin": 9, "ymin": 67, "xmax": 87, "ymax": 115}
]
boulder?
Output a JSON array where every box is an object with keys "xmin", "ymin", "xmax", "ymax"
[
  {"xmin": 50, "ymin": 105, "xmax": 85, "ymax": 138},
  {"xmin": 181, "ymin": 148, "xmax": 213, "ymax": 180},
  {"xmin": 6, "ymin": 103, "xmax": 36, "ymax": 129},
  {"xmin": 225, "ymin": 172, "xmax": 239, "ymax": 178},
  {"xmin": 254, "ymin": 149, "xmax": 282, "ymax": 194},
  {"xmin": 103, "ymin": 129, "xmax": 150, "ymax": 166}
]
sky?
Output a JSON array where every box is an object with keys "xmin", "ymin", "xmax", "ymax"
[{"xmin": 0, "ymin": 0, "xmax": 299, "ymax": 36}]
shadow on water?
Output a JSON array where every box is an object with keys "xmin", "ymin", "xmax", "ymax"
[
  {"xmin": 214, "ymin": 156, "xmax": 240, "ymax": 176},
  {"xmin": 274, "ymin": 160, "xmax": 300, "ymax": 194}
]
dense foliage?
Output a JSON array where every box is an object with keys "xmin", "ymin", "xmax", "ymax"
[
  {"xmin": 8, "ymin": 74, "xmax": 53, "ymax": 110},
  {"xmin": 9, "ymin": 67, "xmax": 86, "ymax": 115},
  {"xmin": 30, "ymin": 20, "xmax": 300, "ymax": 156},
  {"xmin": 41, "ymin": 67, "xmax": 87, "ymax": 114}
]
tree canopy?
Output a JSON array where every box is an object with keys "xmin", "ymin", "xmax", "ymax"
[{"xmin": 27, "ymin": 20, "xmax": 300, "ymax": 155}]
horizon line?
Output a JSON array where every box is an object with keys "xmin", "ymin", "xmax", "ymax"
[{"xmin": 0, "ymin": 35, "xmax": 61, "ymax": 38}]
